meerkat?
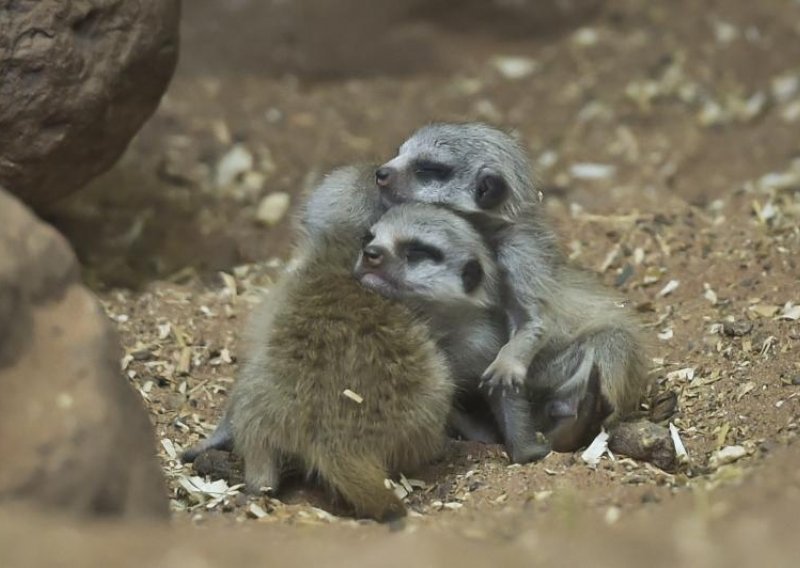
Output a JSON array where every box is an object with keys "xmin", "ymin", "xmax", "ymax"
[
  {"xmin": 188, "ymin": 167, "xmax": 454, "ymax": 522},
  {"xmin": 354, "ymin": 203, "xmax": 644, "ymax": 452},
  {"xmin": 181, "ymin": 165, "xmax": 384, "ymax": 465},
  {"xmin": 376, "ymin": 122, "xmax": 555, "ymax": 393},
  {"xmin": 354, "ymin": 202, "xmax": 551, "ymax": 463},
  {"xmin": 373, "ymin": 123, "xmax": 651, "ymax": 428}
]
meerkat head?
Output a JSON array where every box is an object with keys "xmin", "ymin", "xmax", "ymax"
[
  {"xmin": 354, "ymin": 203, "xmax": 499, "ymax": 310},
  {"xmin": 375, "ymin": 123, "xmax": 537, "ymax": 221}
]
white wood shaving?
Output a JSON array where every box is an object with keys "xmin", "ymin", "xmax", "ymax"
[
  {"xmin": 342, "ymin": 389, "xmax": 363, "ymax": 404},
  {"xmin": 669, "ymin": 422, "xmax": 689, "ymax": 463},
  {"xmin": 160, "ymin": 438, "xmax": 178, "ymax": 460},
  {"xmin": 581, "ymin": 429, "xmax": 610, "ymax": 466},
  {"xmin": 658, "ymin": 279, "xmax": 680, "ymax": 297}
]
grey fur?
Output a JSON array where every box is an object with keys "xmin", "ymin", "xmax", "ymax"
[
  {"xmin": 377, "ymin": 123, "xmax": 557, "ymax": 391},
  {"xmin": 355, "ymin": 201, "xmax": 650, "ymax": 452},
  {"xmin": 375, "ymin": 123, "xmax": 651, "ymax": 425},
  {"xmin": 355, "ymin": 203, "xmax": 551, "ymax": 463}
]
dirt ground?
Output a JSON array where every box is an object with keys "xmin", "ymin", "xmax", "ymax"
[{"xmin": 46, "ymin": 0, "xmax": 799, "ymax": 544}]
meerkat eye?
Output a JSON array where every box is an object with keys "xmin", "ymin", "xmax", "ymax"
[
  {"xmin": 404, "ymin": 240, "xmax": 444, "ymax": 264},
  {"xmin": 413, "ymin": 160, "xmax": 453, "ymax": 182},
  {"xmin": 360, "ymin": 232, "xmax": 375, "ymax": 248}
]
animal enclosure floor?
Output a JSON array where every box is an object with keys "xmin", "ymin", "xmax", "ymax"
[{"xmin": 52, "ymin": 0, "xmax": 800, "ymax": 548}]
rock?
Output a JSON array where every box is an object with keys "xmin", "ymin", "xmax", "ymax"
[
  {"xmin": 192, "ymin": 450, "xmax": 243, "ymax": 486},
  {"xmin": 0, "ymin": 189, "xmax": 168, "ymax": 519},
  {"xmin": 256, "ymin": 192, "xmax": 291, "ymax": 226},
  {"xmin": 722, "ymin": 320, "xmax": 753, "ymax": 337},
  {"xmin": 0, "ymin": 0, "xmax": 181, "ymax": 210},
  {"xmin": 607, "ymin": 421, "xmax": 679, "ymax": 472}
]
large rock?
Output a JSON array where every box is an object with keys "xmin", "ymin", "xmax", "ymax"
[
  {"xmin": 0, "ymin": 188, "xmax": 168, "ymax": 519},
  {"xmin": 0, "ymin": 0, "xmax": 181, "ymax": 209}
]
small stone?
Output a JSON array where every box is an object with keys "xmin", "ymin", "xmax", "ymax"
[
  {"xmin": 792, "ymin": 376, "xmax": 800, "ymax": 386},
  {"xmin": 256, "ymin": 193, "xmax": 291, "ymax": 227},
  {"xmin": 192, "ymin": 449, "xmax": 240, "ymax": 484},
  {"xmin": 608, "ymin": 421, "xmax": 678, "ymax": 472},
  {"xmin": 216, "ymin": 145, "xmax": 254, "ymax": 187},
  {"xmin": 722, "ymin": 320, "xmax": 753, "ymax": 337},
  {"xmin": 572, "ymin": 27, "xmax": 599, "ymax": 47},
  {"xmin": 570, "ymin": 163, "xmax": 616, "ymax": 180},
  {"xmin": 491, "ymin": 56, "xmax": 539, "ymax": 80}
]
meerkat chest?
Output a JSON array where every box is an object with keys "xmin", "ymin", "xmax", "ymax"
[{"xmin": 438, "ymin": 311, "xmax": 506, "ymax": 382}]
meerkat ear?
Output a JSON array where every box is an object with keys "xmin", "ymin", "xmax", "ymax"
[
  {"xmin": 475, "ymin": 169, "xmax": 510, "ymax": 210},
  {"xmin": 461, "ymin": 259, "xmax": 484, "ymax": 294}
]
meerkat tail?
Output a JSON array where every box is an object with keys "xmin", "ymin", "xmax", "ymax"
[
  {"xmin": 578, "ymin": 326, "xmax": 649, "ymax": 423},
  {"xmin": 545, "ymin": 364, "xmax": 614, "ymax": 452},
  {"xmin": 318, "ymin": 456, "xmax": 407, "ymax": 522},
  {"xmin": 180, "ymin": 413, "xmax": 234, "ymax": 463}
]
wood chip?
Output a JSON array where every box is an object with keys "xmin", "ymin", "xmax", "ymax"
[
  {"xmin": 161, "ymin": 438, "xmax": 178, "ymax": 460},
  {"xmin": 658, "ymin": 279, "xmax": 680, "ymax": 297},
  {"xmin": 749, "ymin": 304, "xmax": 780, "ymax": 318},
  {"xmin": 666, "ymin": 367, "xmax": 695, "ymax": 382},
  {"xmin": 342, "ymin": 389, "xmax": 363, "ymax": 404},
  {"xmin": 778, "ymin": 303, "xmax": 800, "ymax": 321},
  {"xmin": 177, "ymin": 347, "xmax": 192, "ymax": 375},
  {"xmin": 581, "ymin": 429, "xmax": 610, "ymax": 466},
  {"xmin": 735, "ymin": 381, "xmax": 756, "ymax": 401},
  {"xmin": 248, "ymin": 503, "xmax": 268, "ymax": 519},
  {"xmin": 709, "ymin": 445, "xmax": 747, "ymax": 468},
  {"xmin": 669, "ymin": 423, "xmax": 689, "ymax": 464}
]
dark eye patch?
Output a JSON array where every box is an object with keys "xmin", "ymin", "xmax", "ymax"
[
  {"xmin": 360, "ymin": 232, "xmax": 374, "ymax": 248},
  {"xmin": 461, "ymin": 259, "xmax": 484, "ymax": 294},
  {"xmin": 401, "ymin": 239, "xmax": 445, "ymax": 264},
  {"xmin": 413, "ymin": 160, "xmax": 453, "ymax": 182}
]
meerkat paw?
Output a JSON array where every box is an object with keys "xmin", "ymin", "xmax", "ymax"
[
  {"xmin": 481, "ymin": 349, "xmax": 528, "ymax": 391},
  {"xmin": 509, "ymin": 432, "xmax": 552, "ymax": 465}
]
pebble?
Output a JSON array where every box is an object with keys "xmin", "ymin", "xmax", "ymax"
[
  {"xmin": 256, "ymin": 192, "xmax": 291, "ymax": 226},
  {"xmin": 216, "ymin": 144, "xmax": 254, "ymax": 187},
  {"xmin": 492, "ymin": 56, "xmax": 539, "ymax": 80},
  {"xmin": 722, "ymin": 320, "xmax": 753, "ymax": 337},
  {"xmin": 570, "ymin": 163, "xmax": 616, "ymax": 180}
]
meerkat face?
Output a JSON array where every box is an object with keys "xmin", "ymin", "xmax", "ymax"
[
  {"xmin": 375, "ymin": 123, "xmax": 534, "ymax": 220},
  {"xmin": 353, "ymin": 204, "xmax": 497, "ymax": 309}
]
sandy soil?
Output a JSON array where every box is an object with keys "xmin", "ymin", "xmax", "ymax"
[{"xmin": 45, "ymin": 0, "xmax": 800, "ymax": 545}]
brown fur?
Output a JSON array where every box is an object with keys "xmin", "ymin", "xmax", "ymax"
[{"xmin": 228, "ymin": 231, "xmax": 453, "ymax": 521}]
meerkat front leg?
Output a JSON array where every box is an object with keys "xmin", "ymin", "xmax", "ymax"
[
  {"xmin": 481, "ymin": 302, "xmax": 545, "ymax": 392},
  {"xmin": 487, "ymin": 387, "xmax": 551, "ymax": 463}
]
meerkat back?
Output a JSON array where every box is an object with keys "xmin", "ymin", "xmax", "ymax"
[{"xmin": 229, "ymin": 235, "xmax": 453, "ymax": 521}]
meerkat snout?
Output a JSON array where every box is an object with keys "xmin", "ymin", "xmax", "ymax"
[
  {"xmin": 362, "ymin": 244, "xmax": 386, "ymax": 267},
  {"xmin": 375, "ymin": 166, "xmax": 394, "ymax": 187}
]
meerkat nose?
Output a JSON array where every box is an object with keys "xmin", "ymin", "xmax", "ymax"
[
  {"xmin": 375, "ymin": 166, "xmax": 394, "ymax": 187},
  {"xmin": 363, "ymin": 245, "xmax": 386, "ymax": 267}
]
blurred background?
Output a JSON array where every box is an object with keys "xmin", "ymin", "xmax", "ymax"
[{"xmin": 49, "ymin": 0, "xmax": 800, "ymax": 288}]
